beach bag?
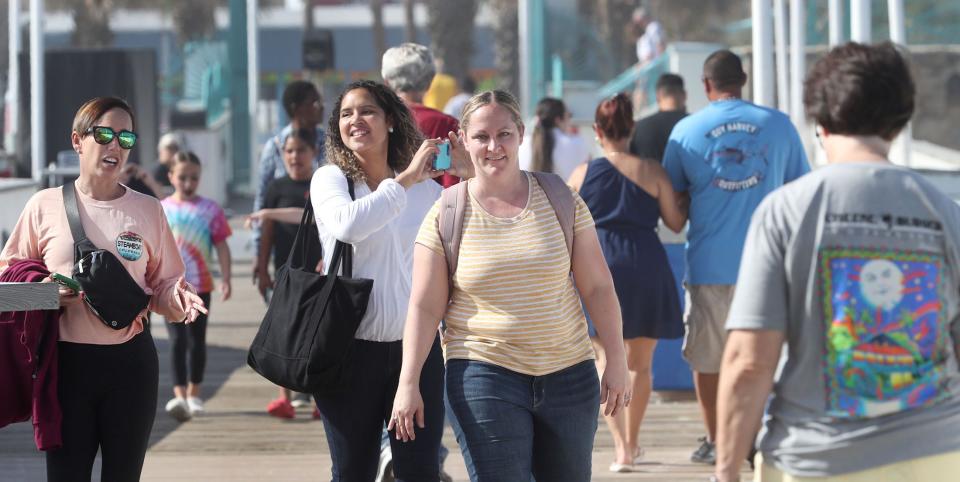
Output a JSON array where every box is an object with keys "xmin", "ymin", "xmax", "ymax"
[{"xmin": 247, "ymin": 179, "xmax": 373, "ymax": 393}]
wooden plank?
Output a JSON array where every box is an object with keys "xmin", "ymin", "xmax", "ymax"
[{"xmin": 0, "ymin": 282, "xmax": 59, "ymax": 311}]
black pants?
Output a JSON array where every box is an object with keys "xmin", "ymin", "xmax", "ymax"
[
  {"xmin": 46, "ymin": 330, "xmax": 159, "ymax": 482},
  {"xmin": 314, "ymin": 335, "xmax": 445, "ymax": 482},
  {"xmin": 165, "ymin": 292, "xmax": 212, "ymax": 386}
]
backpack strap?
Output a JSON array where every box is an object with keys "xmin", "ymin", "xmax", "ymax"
[
  {"xmin": 436, "ymin": 172, "xmax": 577, "ymax": 294},
  {"xmin": 530, "ymin": 171, "xmax": 575, "ymax": 258},
  {"xmin": 437, "ymin": 182, "xmax": 468, "ymax": 293}
]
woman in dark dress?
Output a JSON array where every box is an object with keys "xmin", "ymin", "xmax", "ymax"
[{"xmin": 568, "ymin": 93, "xmax": 686, "ymax": 472}]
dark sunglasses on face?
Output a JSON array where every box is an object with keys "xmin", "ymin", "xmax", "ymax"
[{"xmin": 85, "ymin": 126, "xmax": 138, "ymax": 150}]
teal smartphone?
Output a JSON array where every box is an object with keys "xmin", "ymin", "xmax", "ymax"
[
  {"xmin": 433, "ymin": 142, "xmax": 451, "ymax": 170},
  {"xmin": 52, "ymin": 273, "xmax": 81, "ymax": 292}
]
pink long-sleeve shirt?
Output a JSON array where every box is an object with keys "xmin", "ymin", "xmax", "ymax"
[{"xmin": 0, "ymin": 184, "xmax": 188, "ymax": 344}]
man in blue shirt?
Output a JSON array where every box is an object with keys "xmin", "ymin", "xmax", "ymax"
[{"xmin": 662, "ymin": 50, "xmax": 809, "ymax": 465}]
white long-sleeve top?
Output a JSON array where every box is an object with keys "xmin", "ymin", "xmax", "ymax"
[{"xmin": 310, "ymin": 164, "xmax": 442, "ymax": 342}]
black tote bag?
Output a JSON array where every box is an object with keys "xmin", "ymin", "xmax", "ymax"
[{"xmin": 247, "ymin": 181, "xmax": 373, "ymax": 393}]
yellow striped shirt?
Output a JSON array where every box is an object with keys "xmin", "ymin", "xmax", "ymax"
[{"xmin": 416, "ymin": 173, "xmax": 596, "ymax": 376}]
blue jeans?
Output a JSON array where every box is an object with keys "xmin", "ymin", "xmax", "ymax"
[
  {"xmin": 446, "ymin": 359, "xmax": 600, "ymax": 482},
  {"xmin": 315, "ymin": 336, "xmax": 445, "ymax": 482}
]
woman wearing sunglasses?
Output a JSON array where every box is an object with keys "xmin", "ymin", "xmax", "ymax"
[{"xmin": 0, "ymin": 96, "xmax": 207, "ymax": 481}]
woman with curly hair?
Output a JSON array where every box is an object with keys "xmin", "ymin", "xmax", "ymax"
[{"xmin": 309, "ymin": 79, "xmax": 470, "ymax": 481}]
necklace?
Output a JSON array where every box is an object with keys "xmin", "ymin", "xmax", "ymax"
[{"xmin": 604, "ymin": 151, "xmax": 627, "ymax": 158}]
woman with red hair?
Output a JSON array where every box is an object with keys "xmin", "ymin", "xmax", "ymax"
[{"xmin": 568, "ymin": 92, "xmax": 687, "ymax": 473}]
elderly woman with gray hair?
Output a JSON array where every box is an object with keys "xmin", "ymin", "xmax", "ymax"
[{"xmin": 382, "ymin": 42, "xmax": 461, "ymax": 188}]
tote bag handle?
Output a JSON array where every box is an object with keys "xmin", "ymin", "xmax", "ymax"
[{"xmin": 288, "ymin": 178, "xmax": 356, "ymax": 277}]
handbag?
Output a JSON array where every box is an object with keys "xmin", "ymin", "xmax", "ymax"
[
  {"xmin": 247, "ymin": 178, "xmax": 373, "ymax": 394},
  {"xmin": 62, "ymin": 182, "xmax": 151, "ymax": 330}
]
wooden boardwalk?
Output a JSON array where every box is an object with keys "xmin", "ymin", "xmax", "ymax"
[{"xmin": 1, "ymin": 240, "xmax": 749, "ymax": 481}]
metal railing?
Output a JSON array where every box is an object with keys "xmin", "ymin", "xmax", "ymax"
[{"xmin": 596, "ymin": 52, "xmax": 669, "ymax": 110}]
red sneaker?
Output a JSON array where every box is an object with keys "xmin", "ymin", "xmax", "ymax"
[{"xmin": 267, "ymin": 398, "xmax": 295, "ymax": 419}]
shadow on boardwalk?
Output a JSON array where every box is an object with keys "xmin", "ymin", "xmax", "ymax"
[
  {"xmin": 0, "ymin": 242, "xmax": 737, "ymax": 481},
  {"xmin": 0, "ymin": 336, "xmax": 249, "ymax": 480}
]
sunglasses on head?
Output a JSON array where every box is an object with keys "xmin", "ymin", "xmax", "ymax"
[{"xmin": 85, "ymin": 126, "xmax": 138, "ymax": 150}]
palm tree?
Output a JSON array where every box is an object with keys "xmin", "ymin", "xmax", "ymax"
[
  {"xmin": 47, "ymin": 0, "xmax": 222, "ymax": 47},
  {"xmin": 403, "ymin": 0, "xmax": 417, "ymax": 43},
  {"xmin": 371, "ymin": 0, "xmax": 386, "ymax": 74},
  {"xmin": 169, "ymin": 0, "xmax": 218, "ymax": 45},
  {"xmin": 487, "ymin": 0, "xmax": 519, "ymax": 95},
  {"xmin": 425, "ymin": 0, "xmax": 478, "ymax": 85},
  {"xmin": 593, "ymin": 0, "xmax": 636, "ymax": 76},
  {"xmin": 70, "ymin": 0, "xmax": 115, "ymax": 48}
]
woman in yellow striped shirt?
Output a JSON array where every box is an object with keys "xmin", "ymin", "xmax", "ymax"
[{"xmin": 389, "ymin": 90, "xmax": 631, "ymax": 482}]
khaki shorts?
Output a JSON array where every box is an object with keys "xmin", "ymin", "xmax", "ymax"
[
  {"xmin": 681, "ymin": 284, "xmax": 735, "ymax": 374},
  {"xmin": 754, "ymin": 450, "xmax": 960, "ymax": 482}
]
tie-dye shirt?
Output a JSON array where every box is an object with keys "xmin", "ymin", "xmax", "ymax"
[{"xmin": 161, "ymin": 196, "xmax": 232, "ymax": 293}]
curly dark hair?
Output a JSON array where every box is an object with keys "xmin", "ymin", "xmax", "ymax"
[
  {"xmin": 803, "ymin": 41, "xmax": 914, "ymax": 141},
  {"xmin": 325, "ymin": 80, "xmax": 423, "ymax": 182}
]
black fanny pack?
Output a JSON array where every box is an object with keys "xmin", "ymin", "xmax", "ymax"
[{"xmin": 63, "ymin": 182, "xmax": 151, "ymax": 329}]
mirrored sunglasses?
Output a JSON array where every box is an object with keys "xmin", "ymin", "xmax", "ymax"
[{"xmin": 85, "ymin": 126, "xmax": 138, "ymax": 150}]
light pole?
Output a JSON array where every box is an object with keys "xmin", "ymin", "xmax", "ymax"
[
  {"xmin": 751, "ymin": 0, "xmax": 775, "ymax": 107},
  {"xmin": 29, "ymin": 0, "xmax": 44, "ymax": 183},
  {"xmin": 6, "ymin": 0, "xmax": 20, "ymax": 155}
]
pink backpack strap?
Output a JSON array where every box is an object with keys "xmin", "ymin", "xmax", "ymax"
[
  {"xmin": 437, "ymin": 182, "xmax": 469, "ymax": 292},
  {"xmin": 530, "ymin": 171, "xmax": 575, "ymax": 257}
]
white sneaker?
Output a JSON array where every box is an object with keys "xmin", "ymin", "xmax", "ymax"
[
  {"xmin": 290, "ymin": 393, "xmax": 312, "ymax": 409},
  {"xmin": 375, "ymin": 445, "xmax": 393, "ymax": 482},
  {"xmin": 187, "ymin": 397, "xmax": 205, "ymax": 416},
  {"xmin": 165, "ymin": 397, "xmax": 191, "ymax": 422}
]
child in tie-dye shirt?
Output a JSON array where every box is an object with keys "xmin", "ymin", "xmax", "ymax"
[{"xmin": 160, "ymin": 151, "xmax": 232, "ymax": 422}]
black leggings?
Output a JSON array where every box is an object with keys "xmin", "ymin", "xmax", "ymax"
[
  {"xmin": 46, "ymin": 330, "xmax": 159, "ymax": 482},
  {"xmin": 165, "ymin": 292, "xmax": 211, "ymax": 386}
]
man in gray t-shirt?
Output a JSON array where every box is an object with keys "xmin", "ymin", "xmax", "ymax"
[{"xmin": 722, "ymin": 163, "xmax": 960, "ymax": 477}]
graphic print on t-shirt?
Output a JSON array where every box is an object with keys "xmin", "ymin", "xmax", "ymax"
[
  {"xmin": 116, "ymin": 231, "xmax": 144, "ymax": 261},
  {"xmin": 705, "ymin": 121, "xmax": 768, "ymax": 192},
  {"xmin": 820, "ymin": 247, "xmax": 950, "ymax": 419}
]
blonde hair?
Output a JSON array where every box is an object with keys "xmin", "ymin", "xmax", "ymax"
[{"xmin": 459, "ymin": 90, "xmax": 524, "ymax": 134}]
